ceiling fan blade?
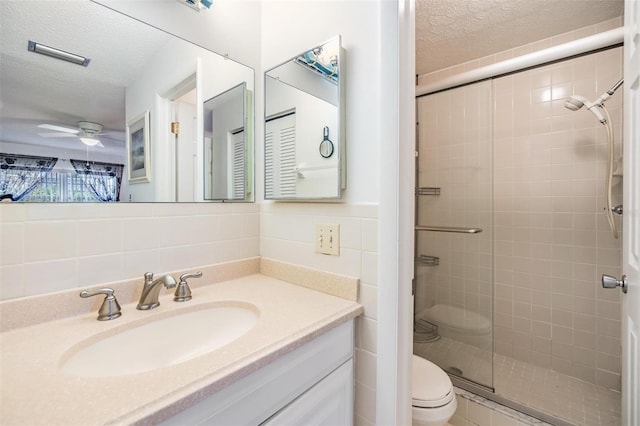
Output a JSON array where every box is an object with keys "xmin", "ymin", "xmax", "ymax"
[
  {"xmin": 37, "ymin": 124, "xmax": 79, "ymax": 134},
  {"xmin": 98, "ymin": 135, "xmax": 123, "ymax": 144},
  {"xmin": 38, "ymin": 132, "xmax": 79, "ymax": 138}
]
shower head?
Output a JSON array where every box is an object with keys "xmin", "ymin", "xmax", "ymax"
[
  {"xmin": 564, "ymin": 95, "xmax": 590, "ymax": 111},
  {"xmin": 564, "ymin": 95, "xmax": 606, "ymax": 123}
]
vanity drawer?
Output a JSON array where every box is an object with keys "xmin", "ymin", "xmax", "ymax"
[{"xmin": 262, "ymin": 359, "xmax": 353, "ymax": 426}]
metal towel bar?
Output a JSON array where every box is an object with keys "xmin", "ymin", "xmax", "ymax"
[{"xmin": 415, "ymin": 225, "xmax": 483, "ymax": 234}]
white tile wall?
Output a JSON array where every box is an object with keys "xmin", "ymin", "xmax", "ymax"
[
  {"xmin": 260, "ymin": 202, "xmax": 378, "ymax": 425},
  {"xmin": 490, "ymin": 47, "xmax": 623, "ymax": 390},
  {"xmin": 0, "ymin": 203, "xmax": 260, "ymax": 300}
]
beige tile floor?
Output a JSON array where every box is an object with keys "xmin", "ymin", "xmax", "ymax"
[
  {"xmin": 414, "ymin": 337, "xmax": 621, "ymax": 426},
  {"xmin": 493, "ymin": 354, "xmax": 621, "ymax": 426}
]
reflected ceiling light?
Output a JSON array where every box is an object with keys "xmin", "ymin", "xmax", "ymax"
[
  {"xmin": 178, "ymin": 0, "xmax": 212, "ymax": 11},
  {"xmin": 296, "ymin": 44, "xmax": 339, "ymax": 82},
  {"xmin": 27, "ymin": 40, "xmax": 90, "ymax": 67},
  {"xmin": 79, "ymin": 137, "xmax": 101, "ymax": 147}
]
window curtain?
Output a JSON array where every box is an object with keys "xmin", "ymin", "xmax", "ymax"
[
  {"xmin": 69, "ymin": 160, "xmax": 124, "ymax": 202},
  {"xmin": 0, "ymin": 153, "xmax": 58, "ymax": 201}
]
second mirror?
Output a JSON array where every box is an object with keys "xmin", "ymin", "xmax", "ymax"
[
  {"xmin": 264, "ymin": 35, "xmax": 345, "ymax": 200},
  {"xmin": 204, "ymin": 82, "xmax": 253, "ymax": 201}
]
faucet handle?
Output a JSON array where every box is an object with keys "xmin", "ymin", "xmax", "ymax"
[
  {"xmin": 80, "ymin": 288, "xmax": 122, "ymax": 321},
  {"xmin": 180, "ymin": 271, "xmax": 203, "ymax": 281},
  {"xmin": 144, "ymin": 272, "xmax": 154, "ymax": 284},
  {"xmin": 174, "ymin": 271, "xmax": 202, "ymax": 302}
]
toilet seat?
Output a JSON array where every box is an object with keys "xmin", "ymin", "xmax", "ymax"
[{"xmin": 412, "ymin": 355, "xmax": 455, "ymax": 408}]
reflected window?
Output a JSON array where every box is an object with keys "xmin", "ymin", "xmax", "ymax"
[
  {"xmin": 3, "ymin": 170, "xmax": 118, "ymax": 203},
  {"xmin": 1, "ymin": 153, "xmax": 122, "ymax": 202}
]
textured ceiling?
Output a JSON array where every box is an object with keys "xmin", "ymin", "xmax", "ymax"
[
  {"xmin": 416, "ymin": 0, "xmax": 624, "ymax": 76},
  {"xmin": 0, "ymin": 1, "xmax": 173, "ymax": 155}
]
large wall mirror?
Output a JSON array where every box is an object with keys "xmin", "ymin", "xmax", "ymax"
[
  {"xmin": 264, "ymin": 35, "xmax": 345, "ymax": 200},
  {"xmin": 0, "ymin": 0, "xmax": 254, "ymax": 203}
]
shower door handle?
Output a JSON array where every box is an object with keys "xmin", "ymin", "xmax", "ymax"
[{"xmin": 601, "ymin": 274, "xmax": 627, "ymax": 294}]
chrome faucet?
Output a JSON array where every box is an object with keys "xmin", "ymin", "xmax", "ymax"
[
  {"xmin": 137, "ymin": 272, "xmax": 177, "ymax": 310},
  {"xmin": 80, "ymin": 287, "xmax": 122, "ymax": 321},
  {"xmin": 174, "ymin": 271, "xmax": 202, "ymax": 302}
]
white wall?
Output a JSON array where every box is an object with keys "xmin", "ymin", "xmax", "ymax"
[
  {"xmin": 260, "ymin": 2, "xmax": 383, "ymax": 421},
  {"xmin": 260, "ymin": 1, "xmax": 411, "ymax": 424}
]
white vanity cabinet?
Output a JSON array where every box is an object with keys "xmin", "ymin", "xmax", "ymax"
[
  {"xmin": 262, "ymin": 359, "xmax": 353, "ymax": 425},
  {"xmin": 161, "ymin": 320, "xmax": 355, "ymax": 425}
]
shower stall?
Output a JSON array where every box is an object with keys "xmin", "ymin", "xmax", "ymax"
[{"xmin": 414, "ymin": 33, "xmax": 624, "ymax": 425}]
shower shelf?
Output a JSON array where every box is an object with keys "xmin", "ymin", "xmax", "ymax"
[
  {"xmin": 417, "ymin": 255, "xmax": 440, "ymax": 266},
  {"xmin": 416, "ymin": 187, "xmax": 440, "ymax": 195},
  {"xmin": 413, "ymin": 318, "xmax": 440, "ymax": 343}
]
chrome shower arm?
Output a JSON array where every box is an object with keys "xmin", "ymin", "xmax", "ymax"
[{"xmin": 608, "ymin": 78, "xmax": 624, "ymax": 95}]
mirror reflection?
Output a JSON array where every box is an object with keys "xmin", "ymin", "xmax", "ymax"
[
  {"xmin": 0, "ymin": 0, "xmax": 254, "ymax": 203},
  {"xmin": 264, "ymin": 35, "xmax": 344, "ymax": 200},
  {"xmin": 204, "ymin": 83, "xmax": 252, "ymax": 201}
]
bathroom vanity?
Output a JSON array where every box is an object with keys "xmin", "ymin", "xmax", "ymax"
[
  {"xmin": 0, "ymin": 271, "xmax": 362, "ymax": 425},
  {"xmin": 163, "ymin": 320, "xmax": 354, "ymax": 425}
]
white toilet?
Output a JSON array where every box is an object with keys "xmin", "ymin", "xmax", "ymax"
[{"xmin": 412, "ymin": 355, "xmax": 457, "ymax": 426}]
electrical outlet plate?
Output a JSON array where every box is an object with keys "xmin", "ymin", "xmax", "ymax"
[{"xmin": 315, "ymin": 224, "xmax": 340, "ymax": 256}]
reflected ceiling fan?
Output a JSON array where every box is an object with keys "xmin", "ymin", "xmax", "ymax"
[{"xmin": 37, "ymin": 121, "xmax": 107, "ymax": 147}]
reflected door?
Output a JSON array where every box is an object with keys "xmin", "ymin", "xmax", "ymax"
[
  {"xmin": 175, "ymin": 100, "xmax": 197, "ymax": 202},
  {"xmin": 265, "ymin": 112, "xmax": 297, "ymax": 199}
]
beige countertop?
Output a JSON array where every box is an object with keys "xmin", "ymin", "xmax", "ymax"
[{"xmin": 0, "ymin": 274, "xmax": 363, "ymax": 425}]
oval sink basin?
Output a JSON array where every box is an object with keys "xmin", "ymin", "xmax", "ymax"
[{"xmin": 61, "ymin": 302, "xmax": 259, "ymax": 378}]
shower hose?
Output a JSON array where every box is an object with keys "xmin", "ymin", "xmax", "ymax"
[{"xmin": 601, "ymin": 105, "xmax": 618, "ymax": 239}]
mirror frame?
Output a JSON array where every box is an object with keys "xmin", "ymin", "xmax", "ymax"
[{"xmin": 263, "ymin": 35, "xmax": 345, "ymax": 201}]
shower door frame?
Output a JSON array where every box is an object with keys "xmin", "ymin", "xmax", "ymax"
[
  {"xmin": 414, "ymin": 29, "xmax": 625, "ymax": 426},
  {"xmin": 413, "ymin": 78, "xmax": 495, "ymax": 392}
]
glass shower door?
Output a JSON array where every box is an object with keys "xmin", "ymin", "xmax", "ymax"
[{"xmin": 413, "ymin": 80, "xmax": 494, "ymax": 390}]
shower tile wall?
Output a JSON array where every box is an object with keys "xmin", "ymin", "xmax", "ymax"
[
  {"xmin": 491, "ymin": 47, "xmax": 623, "ymax": 391},
  {"xmin": 417, "ymin": 18, "xmax": 623, "ymax": 391}
]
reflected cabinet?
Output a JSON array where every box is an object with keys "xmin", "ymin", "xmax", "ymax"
[{"xmin": 264, "ymin": 36, "xmax": 345, "ymax": 200}]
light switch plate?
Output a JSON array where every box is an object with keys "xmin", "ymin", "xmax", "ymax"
[{"xmin": 315, "ymin": 224, "xmax": 340, "ymax": 256}]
